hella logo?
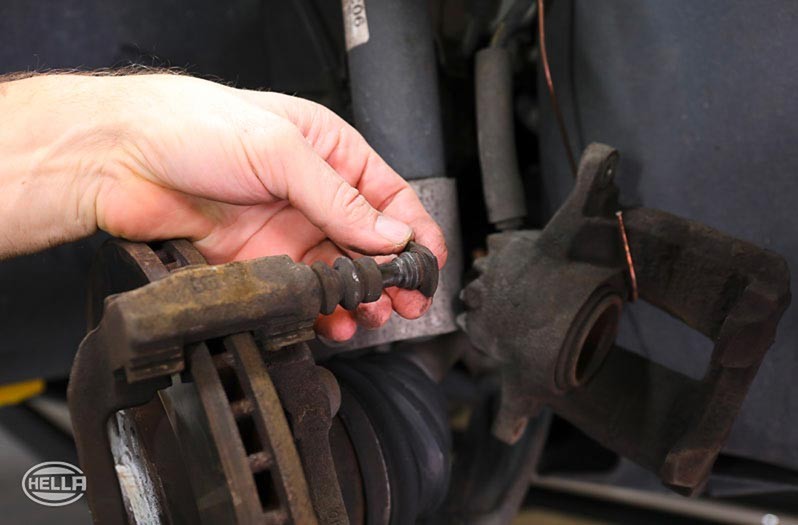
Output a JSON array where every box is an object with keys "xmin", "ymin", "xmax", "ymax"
[{"xmin": 22, "ymin": 461, "xmax": 86, "ymax": 507}]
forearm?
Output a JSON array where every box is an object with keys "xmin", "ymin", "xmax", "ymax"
[{"xmin": 0, "ymin": 75, "xmax": 117, "ymax": 259}]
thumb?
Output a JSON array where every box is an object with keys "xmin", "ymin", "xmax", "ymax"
[
  {"xmin": 319, "ymin": 179, "xmax": 415, "ymax": 253},
  {"xmin": 260, "ymin": 119, "xmax": 413, "ymax": 254}
]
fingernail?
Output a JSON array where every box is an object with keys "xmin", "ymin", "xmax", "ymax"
[{"xmin": 375, "ymin": 215, "xmax": 412, "ymax": 245}]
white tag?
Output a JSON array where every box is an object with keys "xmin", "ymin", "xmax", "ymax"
[{"xmin": 342, "ymin": 0, "xmax": 370, "ymax": 51}]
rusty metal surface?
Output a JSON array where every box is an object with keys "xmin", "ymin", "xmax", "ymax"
[
  {"xmin": 259, "ymin": 342, "xmax": 348, "ymax": 524},
  {"xmin": 68, "ymin": 238, "xmax": 440, "ymax": 523},
  {"xmin": 158, "ymin": 380, "xmax": 240, "ymax": 522},
  {"xmin": 68, "ymin": 323, "xmax": 172, "ymax": 523},
  {"xmin": 69, "ymin": 241, "xmax": 324, "ymax": 524},
  {"xmin": 462, "ymin": 143, "xmax": 791, "ymax": 495},
  {"xmin": 190, "ymin": 342, "xmax": 288, "ymax": 524},
  {"xmin": 216, "ymin": 334, "xmax": 318, "ymax": 524},
  {"xmin": 79, "ymin": 240, "xmax": 438, "ymax": 385},
  {"xmin": 84, "ymin": 254, "xmax": 322, "ymax": 384}
]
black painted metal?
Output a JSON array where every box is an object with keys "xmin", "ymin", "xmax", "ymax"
[
  {"xmin": 345, "ymin": 0, "xmax": 445, "ymax": 180},
  {"xmin": 475, "ymin": 47, "xmax": 527, "ymax": 230}
]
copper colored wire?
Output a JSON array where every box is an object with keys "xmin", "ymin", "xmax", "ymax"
[
  {"xmin": 537, "ymin": 0, "xmax": 578, "ymax": 177},
  {"xmin": 615, "ymin": 211, "xmax": 639, "ymax": 302}
]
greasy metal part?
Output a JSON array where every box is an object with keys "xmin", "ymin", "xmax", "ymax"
[
  {"xmin": 332, "ymin": 178, "xmax": 462, "ymax": 352},
  {"xmin": 159, "ymin": 380, "xmax": 244, "ymax": 523},
  {"xmin": 71, "ymin": 242, "xmax": 317, "ymax": 524},
  {"xmin": 69, "ymin": 305, "xmax": 169, "ymax": 521},
  {"xmin": 344, "ymin": 0, "xmax": 445, "ymax": 180},
  {"xmin": 263, "ymin": 342, "xmax": 349, "ymax": 524},
  {"xmin": 188, "ymin": 346, "xmax": 264, "ymax": 522},
  {"xmin": 379, "ymin": 244, "xmax": 439, "ymax": 297},
  {"xmin": 475, "ymin": 47, "xmax": 527, "ymax": 230},
  {"xmin": 79, "ymin": 242, "xmax": 438, "ymax": 384},
  {"xmin": 193, "ymin": 337, "xmax": 316, "ymax": 524},
  {"xmin": 82, "ymin": 241, "xmax": 233, "ymax": 523},
  {"xmin": 226, "ymin": 333, "xmax": 322, "ymax": 523},
  {"xmin": 461, "ymin": 143, "xmax": 791, "ymax": 495},
  {"xmin": 313, "ymin": 242, "xmax": 438, "ymax": 314},
  {"xmin": 83, "ymin": 254, "xmax": 321, "ymax": 385},
  {"xmin": 69, "ymin": 240, "xmax": 440, "ymax": 524}
]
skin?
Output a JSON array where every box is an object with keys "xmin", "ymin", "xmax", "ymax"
[{"xmin": 0, "ymin": 73, "xmax": 447, "ymax": 341}]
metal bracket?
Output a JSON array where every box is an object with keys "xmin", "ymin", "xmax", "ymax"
[
  {"xmin": 68, "ymin": 238, "xmax": 439, "ymax": 523},
  {"xmin": 462, "ymin": 143, "xmax": 791, "ymax": 495}
]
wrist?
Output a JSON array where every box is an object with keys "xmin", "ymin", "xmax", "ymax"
[{"xmin": 0, "ymin": 75, "xmax": 123, "ymax": 258}]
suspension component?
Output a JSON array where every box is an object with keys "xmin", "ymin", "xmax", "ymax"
[{"xmin": 462, "ymin": 143, "xmax": 791, "ymax": 495}]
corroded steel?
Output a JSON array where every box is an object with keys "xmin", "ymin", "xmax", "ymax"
[
  {"xmin": 462, "ymin": 143, "xmax": 791, "ymax": 495},
  {"xmin": 68, "ymin": 240, "xmax": 439, "ymax": 524}
]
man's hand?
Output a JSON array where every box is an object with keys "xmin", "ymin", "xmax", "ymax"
[{"xmin": 0, "ymin": 74, "xmax": 447, "ymax": 340}]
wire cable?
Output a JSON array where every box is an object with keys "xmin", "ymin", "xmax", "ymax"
[{"xmin": 537, "ymin": 0, "xmax": 578, "ymax": 177}]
